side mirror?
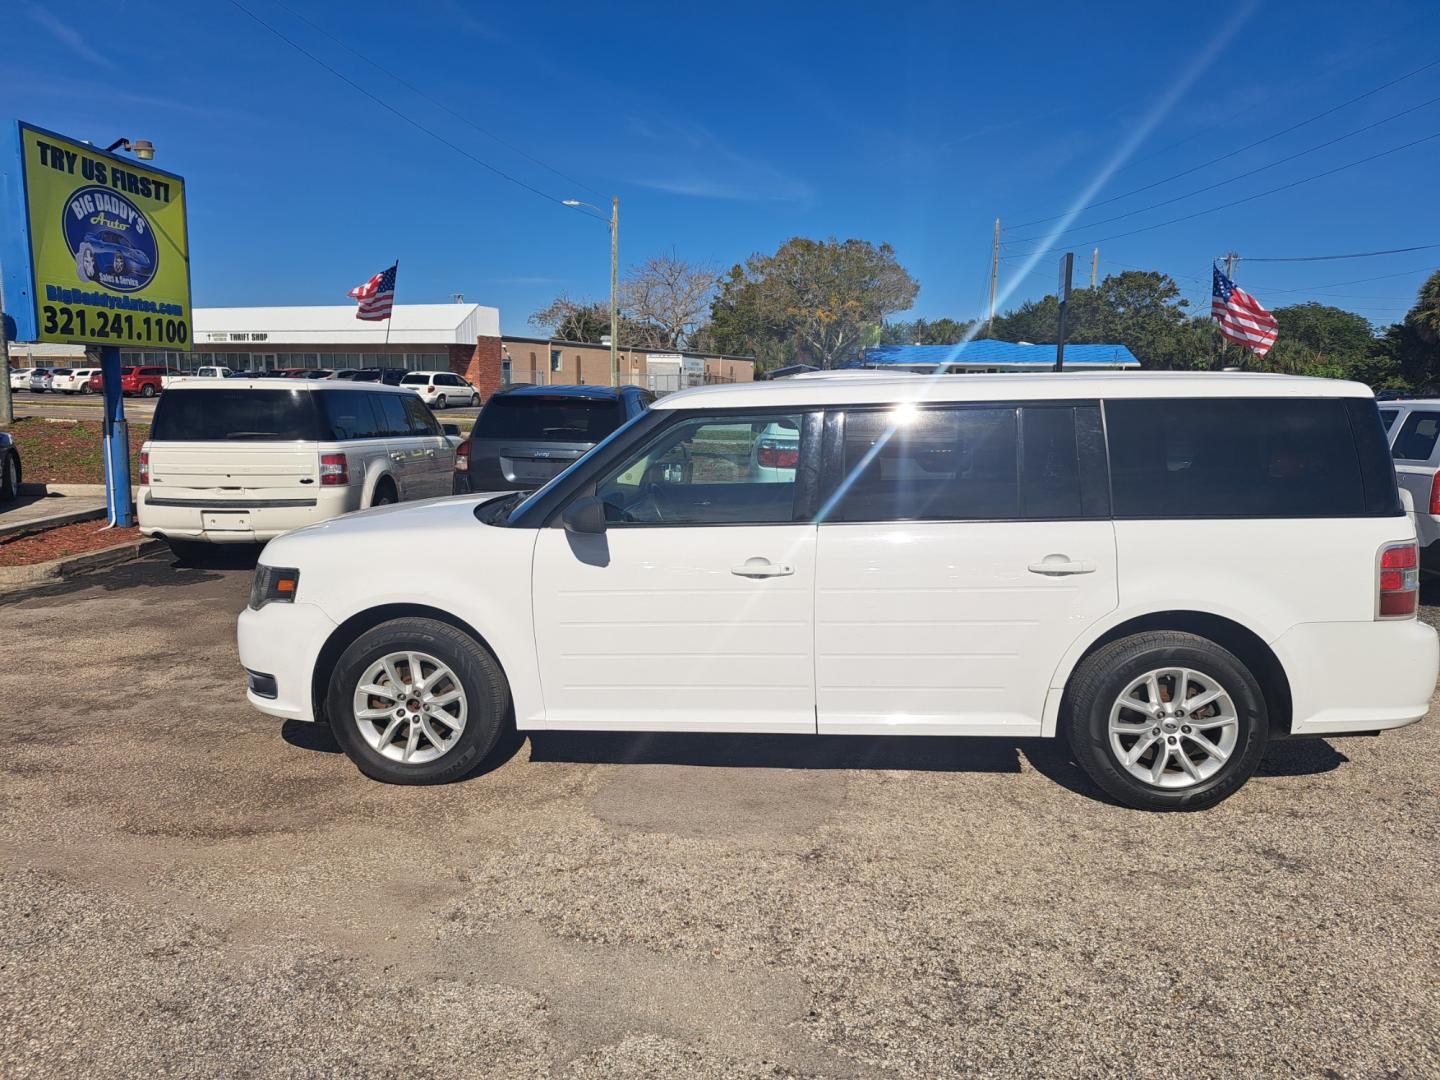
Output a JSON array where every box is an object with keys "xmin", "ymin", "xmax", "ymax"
[
  {"xmin": 562, "ymin": 495, "xmax": 608, "ymax": 535},
  {"xmin": 442, "ymin": 423, "xmax": 461, "ymax": 437}
]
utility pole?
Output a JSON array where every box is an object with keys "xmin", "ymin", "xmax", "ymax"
[
  {"xmin": 1090, "ymin": 247, "xmax": 1099, "ymax": 288},
  {"xmin": 1223, "ymin": 251, "xmax": 1239, "ymax": 280},
  {"xmin": 610, "ymin": 196, "xmax": 619, "ymax": 388},
  {"xmin": 987, "ymin": 217, "xmax": 1000, "ymax": 334},
  {"xmin": 1055, "ymin": 252, "xmax": 1074, "ymax": 373}
]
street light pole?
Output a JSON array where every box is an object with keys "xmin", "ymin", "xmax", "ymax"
[{"xmin": 564, "ymin": 197, "xmax": 620, "ymax": 387}]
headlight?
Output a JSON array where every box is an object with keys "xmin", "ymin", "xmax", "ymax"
[{"xmin": 249, "ymin": 565, "xmax": 300, "ymax": 609}]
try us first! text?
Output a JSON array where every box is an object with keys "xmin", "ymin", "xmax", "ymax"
[{"xmin": 32, "ymin": 139, "xmax": 174, "ymax": 203}]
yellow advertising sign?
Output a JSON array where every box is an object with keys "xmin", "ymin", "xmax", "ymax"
[{"xmin": 3, "ymin": 122, "xmax": 191, "ymax": 349}]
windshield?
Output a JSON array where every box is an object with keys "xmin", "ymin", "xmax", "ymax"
[
  {"xmin": 400, "ymin": 373, "xmax": 428, "ymax": 385},
  {"xmin": 150, "ymin": 388, "xmax": 322, "ymax": 441},
  {"xmin": 506, "ymin": 409, "xmax": 650, "ymax": 524},
  {"xmin": 474, "ymin": 395, "xmax": 623, "ymax": 442}
]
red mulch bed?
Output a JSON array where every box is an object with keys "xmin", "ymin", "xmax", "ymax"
[
  {"xmin": 3, "ymin": 417, "xmax": 146, "ymax": 484},
  {"xmin": 0, "ymin": 520, "xmax": 142, "ymax": 566}
]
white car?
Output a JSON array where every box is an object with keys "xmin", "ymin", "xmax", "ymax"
[
  {"xmin": 238, "ymin": 372, "xmax": 1438, "ymax": 810},
  {"xmin": 9, "ymin": 368, "xmax": 34, "ymax": 391},
  {"xmin": 194, "ymin": 366, "xmax": 233, "ymax": 379},
  {"xmin": 139, "ymin": 378, "xmax": 461, "ymax": 559},
  {"xmin": 400, "ymin": 371, "xmax": 479, "ymax": 410},
  {"xmin": 50, "ymin": 367, "xmax": 100, "ymax": 394}
]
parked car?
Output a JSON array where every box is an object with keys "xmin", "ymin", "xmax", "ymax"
[
  {"xmin": 328, "ymin": 369, "xmax": 363, "ymax": 380},
  {"xmin": 0, "ymin": 430, "xmax": 20, "ymax": 502},
  {"xmin": 50, "ymin": 367, "xmax": 100, "ymax": 394},
  {"xmin": 288, "ymin": 369, "xmax": 333, "ymax": 380},
  {"xmin": 238, "ymin": 372, "xmax": 1437, "ymax": 807},
  {"xmin": 139, "ymin": 378, "xmax": 460, "ymax": 559},
  {"xmin": 9, "ymin": 368, "xmax": 34, "ymax": 392},
  {"xmin": 454, "ymin": 384, "xmax": 653, "ymax": 494},
  {"xmin": 400, "ymin": 370, "xmax": 480, "ymax": 409},
  {"xmin": 121, "ymin": 365, "xmax": 180, "ymax": 397},
  {"xmin": 1378, "ymin": 398, "xmax": 1440, "ymax": 567},
  {"xmin": 193, "ymin": 366, "xmax": 233, "ymax": 379},
  {"xmin": 86, "ymin": 370, "xmax": 106, "ymax": 393},
  {"xmin": 28, "ymin": 368, "xmax": 55, "ymax": 393},
  {"xmin": 348, "ymin": 368, "xmax": 407, "ymax": 386}
]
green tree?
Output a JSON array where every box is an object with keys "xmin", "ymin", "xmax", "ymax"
[
  {"xmin": 1406, "ymin": 270, "xmax": 1440, "ymax": 343},
  {"xmin": 878, "ymin": 317, "xmax": 976, "ymax": 345},
  {"xmin": 708, "ymin": 237, "xmax": 920, "ymax": 368}
]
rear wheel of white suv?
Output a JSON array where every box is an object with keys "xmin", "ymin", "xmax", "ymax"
[
  {"xmin": 1064, "ymin": 631, "xmax": 1269, "ymax": 811},
  {"xmin": 327, "ymin": 618, "xmax": 509, "ymax": 784}
]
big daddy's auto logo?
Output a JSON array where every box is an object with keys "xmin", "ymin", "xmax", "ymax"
[{"xmin": 62, "ymin": 185, "xmax": 159, "ymax": 293}]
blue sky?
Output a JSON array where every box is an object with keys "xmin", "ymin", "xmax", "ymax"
[{"xmin": 5, "ymin": 0, "xmax": 1439, "ymax": 335}]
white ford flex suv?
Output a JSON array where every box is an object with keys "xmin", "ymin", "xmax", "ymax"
[
  {"xmin": 237, "ymin": 372, "xmax": 1438, "ymax": 810},
  {"xmin": 140, "ymin": 378, "xmax": 459, "ymax": 559}
]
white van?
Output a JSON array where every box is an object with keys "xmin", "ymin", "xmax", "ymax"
[
  {"xmin": 236, "ymin": 372, "xmax": 1438, "ymax": 810},
  {"xmin": 400, "ymin": 370, "xmax": 480, "ymax": 409},
  {"xmin": 139, "ymin": 378, "xmax": 459, "ymax": 559}
]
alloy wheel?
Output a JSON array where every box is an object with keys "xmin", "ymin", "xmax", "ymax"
[
  {"xmin": 351, "ymin": 651, "xmax": 468, "ymax": 765},
  {"xmin": 1107, "ymin": 667, "xmax": 1239, "ymax": 789}
]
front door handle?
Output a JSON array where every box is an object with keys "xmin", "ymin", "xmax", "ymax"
[
  {"xmin": 1028, "ymin": 556, "xmax": 1096, "ymax": 576},
  {"xmin": 731, "ymin": 558, "xmax": 794, "ymax": 578}
]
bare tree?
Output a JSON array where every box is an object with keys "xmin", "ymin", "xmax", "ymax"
[{"xmin": 620, "ymin": 252, "xmax": 720, "ymax": 350}]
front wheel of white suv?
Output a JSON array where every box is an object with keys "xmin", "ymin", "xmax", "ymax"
[
  {"xmin": 1064, "ymin": 631, "xmax": 1269, "ymax": 811},
  {"xmin": 327, "ymin": 618, "xmax": 510, "ymax": 784}
]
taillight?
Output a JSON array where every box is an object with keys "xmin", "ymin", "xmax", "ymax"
[
  {"xmin": 139, "ymin": 450, "xmax": 149, "ymax": 485},
  {"xmin": 454, "ymin": 440, "xmax": 470, "ymax": 472},
  {"xmin": 319, "ymin": 452, "xmax": 349, "ymax": 486},
  {"xmin": 1378, "ymin": 541, "xmax": 1419, "ymax": 619},
  {"xmin": 1428, "ymin": 472, "xmax": 1440, "ymax": 516},
  {"xmin": 757, "ymin": 441, "xmax": 799, "ymax": 470}
]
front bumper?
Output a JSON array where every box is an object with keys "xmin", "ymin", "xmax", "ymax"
[
  {"xmin": 236, "ymin": 600, "xmax": 337, "ymax": 723},
  {"xmin": 1273, "ymin": 619, "xmax": 1439, "ymax": 735}
]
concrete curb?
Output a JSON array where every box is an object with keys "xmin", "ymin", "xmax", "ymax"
[
  {"xmin": 0, "ymin": 501, "xmax": 106, "ymax": 540},
  {"xmin": 0, "ymin": 537, "xmax": 165, "ymax": 588},
  {"xmin": 18, "ymin": 483, "xmax": 107, "ymax": 496}
]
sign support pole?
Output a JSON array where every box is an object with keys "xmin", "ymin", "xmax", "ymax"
[{"xmin": 99, "ymin": 344, "xmax": 132, "ymax": 527}]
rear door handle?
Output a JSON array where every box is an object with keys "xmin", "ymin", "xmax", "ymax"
[
  {"xmin": 1028, "ymin": 557, "xmax": 1095, "ymax": 576},
  {"xmin": 731, "ymin": 559, "xmax": 794, "ymax": 578}
]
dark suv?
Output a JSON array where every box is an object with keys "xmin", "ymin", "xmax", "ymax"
[{"xmin": 455, "ymin": 384, "xmax": 653, "ymax": 493}]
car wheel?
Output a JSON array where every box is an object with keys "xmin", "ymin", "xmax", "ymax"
[
  {"xmin": 370, "ymin": 481, "xmax": 397, "ymax": 508},
  {"xmin": 0, "ymin": 451, "xmax": 18, "ymax": 503},
  {"xmin": 1064, "ymin": 631, "xmax": 1268, "ymax": 811},
  {"xmin": 470, "ymin": 393, "xmax": 479, "ymax": 407},
  {"xmin": 112, "ymin": 253, "xmax": 126, "ymax": 275},
  {"xmin": 434, "ymin": 394, "xmax": 446, "ymax": 410},
  {"xmin": 76, "ymin": 244, "xmax": 96, "ymax": 281},
  {"xmin": 81, "ymin": 384, "xmax": 93, "ymax": 395},
  {"xmin": 327, "ymin": 618, "xmax": 510, "ymax": 785},
  {"xmin": 141, "ymin": 384, "xmax": 156, "ymax": 398}
]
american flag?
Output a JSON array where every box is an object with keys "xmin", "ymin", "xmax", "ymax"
[
  {"xmin": 347, "ymin": 263, "xmax": 397, "ymax": 321},
  {"xmin": 1212, "ymin": 266, "xmax": 1278, "ymax": 356}
]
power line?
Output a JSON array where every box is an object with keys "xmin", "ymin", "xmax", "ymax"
[
  {"xmin": 1005, "ymin": 57, "xmax": 1440, "ymax": 231},
  {"xmin": 269, "ymin": 0, "xmax": 607, "ymax": 200},
  {"xmin": 1246, "ymin": 265, "xmax": 1440, "ymax": 292},
  {"xmin": 1241, "ymin": 244, "xmax": 1440, "ymax": 262},
  {"xmin": 225, "ymin": 0, "xmax": 605, "ymax": 220},
  {"xmin": 1001, "ymin": 128, "xmax": 1440, "ymax": 260},
  {"xmin": 1006, "ymin": 93, "xmax": 1440, "ymax": 245}
]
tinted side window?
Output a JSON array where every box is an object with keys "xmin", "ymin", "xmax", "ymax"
[
  {"xmin": 1345, "ymin": 399, "xmax": 1403, "ymax": 516},
  {"xmin": 1378, "ymin": 408, "xmax": 1400, "ymax": 432},
  {"xmin": 318, "ymin": 390, "xmax": 384, "ymax": 440},
  {"xmin": 401, "ymin": 394, "xmax": 441, "ymax": 436},
  {"xmin": 833, "ymin": 407, "xmax": 1019, "ymax": 522},
  {"xmin": 374, "ymin": 393, "xmax": 411, "ymax": 437},
  {"xmin": 1391, "ymin": 410, "xmax": 1440, "ymax": 462},
  {"xmin": 1106, "ymin": 397, "xmax": 1370, "ymax": 518}
]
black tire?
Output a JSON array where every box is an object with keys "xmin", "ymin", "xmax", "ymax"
[
  {"xmin": 141, "ymin": 384, "xmax": 156, "ymax": 398},
  {"xmin": 370, "ymin": 480, "xmax": 398, "ymax": 507},
  {"xmin": 327, "ymin": 618, "xmax": 509, "ymax": 785},
  {"xmin": 434, "ymin": 394, "xmax": 446, "ymax": 410},
  {"xmin": 469, "ymin": 393, "xmax": 479, "ymax": 407},
  {"xmin": 1064, "ymin": 631, "xmax": 1268, "ymax": 811},
  {"xmin": 0, "ymin": 451, "xmax": 19, "ymax": 503}
]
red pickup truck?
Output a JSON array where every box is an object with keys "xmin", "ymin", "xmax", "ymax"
[{"xmin": 120, "ymin": 365, "xmax": 180, "ymax": 398}]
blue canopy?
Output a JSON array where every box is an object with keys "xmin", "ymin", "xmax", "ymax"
[{"xmin": 856, "ymin": 341, "xmax": 1140, "ymax": 368}]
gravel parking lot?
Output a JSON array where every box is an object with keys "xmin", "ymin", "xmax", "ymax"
[{"xmin": 2, "ymin": 553, "xmax": 1438, "ymax": 1079}]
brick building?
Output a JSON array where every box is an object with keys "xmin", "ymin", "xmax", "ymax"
[{"xmin": 91, "ymin": 303, "xmax": 753, "ymax": 397}]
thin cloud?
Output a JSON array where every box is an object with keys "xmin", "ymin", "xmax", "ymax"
[
  {"xmin": 23, "ymin": 2, "xmax": 118, "ymax": 70},
  {"xmin": 622, "ymin": 116, "xmax": 812, "ymax": 204}
]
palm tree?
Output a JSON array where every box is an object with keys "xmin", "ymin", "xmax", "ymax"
[{"xmin": 1406, "ymin": 270, "xmax": 1440, "ymax": 343}]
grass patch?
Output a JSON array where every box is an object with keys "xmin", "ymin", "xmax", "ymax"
[{"xmin": 3, "ymin": 416, "xmax": 146, "ymax": 485}]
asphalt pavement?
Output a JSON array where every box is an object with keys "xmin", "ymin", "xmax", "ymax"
[{"xmin": 1, "ymin": 552, "xmax": 1437, "ymax": 1078}]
